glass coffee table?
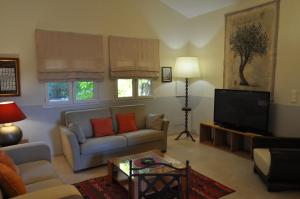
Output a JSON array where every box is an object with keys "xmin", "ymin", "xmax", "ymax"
[{"xmin": 107, "ymin": 150, "xmax": 186, "ymax": 199}]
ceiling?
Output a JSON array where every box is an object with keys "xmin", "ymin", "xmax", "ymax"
[{"xmin": 160, "ymin": 0, "xmax": 240, "ymax": 18}]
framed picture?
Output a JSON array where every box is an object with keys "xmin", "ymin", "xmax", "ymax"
[
  {"xmin": 161, "ymin": 67, "xmax": 172, "ymax": 82},
  {"xmin": 224, "ymin": 1, "xmax": 279, "ymax": 93},
  {"xmin": 0, "ymin": 58, "xmax": 21, "ymax": 96}
]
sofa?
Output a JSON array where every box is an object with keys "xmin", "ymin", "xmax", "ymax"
[
  {"xmin": 60, "ymin": 104, "xmax": 169, "ymax": 172},
  {"xmin": 253, "ymin": 136, "xmax": 300, "ymax": 191},
  {"xmin": 1, "ymin": 142, "xmax": 82, "ymax": 199}
]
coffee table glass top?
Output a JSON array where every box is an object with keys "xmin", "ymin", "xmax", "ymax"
[{"xmin": 109, "ymin": 150, "xmax": 185, "ymax": 176}]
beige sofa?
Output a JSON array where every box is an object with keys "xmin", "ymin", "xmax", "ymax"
[
  {"xmin": 60, "ymin": 104, "xmax": 169, "ymax": 172},
  {"xmin": 1, "ymin": 142, "xmax": 82, "ymax": 199}
]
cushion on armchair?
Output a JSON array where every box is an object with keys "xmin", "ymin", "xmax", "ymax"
[
  {"xmin": 0, "ymin": 163, "xmax": 26, "ymax": 198},
  {"xmin": 146, "ymin": 113, "xmax": 164, "ymax": 130},
  {"xmin": 253, "ymin": 148, "xmax": 271, "ymax": 176},
  {"xmin": 18, "ymin": 160, "xmax": 58, "ymax": 185},
  {"xmin": 69, "ymin": 123, "xmax": 86, "ymax": 144}
]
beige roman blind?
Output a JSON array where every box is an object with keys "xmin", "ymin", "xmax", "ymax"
[
  {"xmin": 35, "ymin": 29, "xmax": 104, "ymax": 82},
  {"xmin": 109, "ymin": 36, "xmax": 160, "ymax": 78}
]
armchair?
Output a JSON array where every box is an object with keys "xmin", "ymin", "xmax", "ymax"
[
  {"xmin": 252, "ymin": 136, "xmax": 300, "ymax": 191},
  {"xmin": 1, "ymin": 142, "xmax": 82, "ymax": 199}
]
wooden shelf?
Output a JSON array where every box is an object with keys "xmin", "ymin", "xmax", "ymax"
[{"xmin": 199, "ymin": 122, "xmax": 262, "ymax": 159}]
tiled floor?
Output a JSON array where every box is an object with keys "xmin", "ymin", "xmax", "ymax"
[{"xmin": 53, "ymin": 135, "xmax": 300, "ymax": 199}]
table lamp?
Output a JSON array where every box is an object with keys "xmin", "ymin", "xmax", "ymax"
[
  {"xmin": 0, "ymin": 101, "xmax": 26, "ymax": 146},
  {"xmin": 174, "ymin": 57, "xmax": 200, "ymax": 141}
]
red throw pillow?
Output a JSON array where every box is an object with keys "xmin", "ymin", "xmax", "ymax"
[
  {"xmin": 116, "ymin": 112, "xmax": 138, "ymax": 134},
  {"xmin": 0, "ymin": 163, "xmax": 26, "ymax": 197},
  {"xmin": 91, "ymin": 118, "xmax": 114, "ymax": 137}
]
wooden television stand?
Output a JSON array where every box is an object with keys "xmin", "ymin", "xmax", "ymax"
[{"xmin": 199, "ymin": 122, "xmax": 262, "ymax": 158}]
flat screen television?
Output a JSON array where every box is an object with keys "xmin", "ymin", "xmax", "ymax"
[{"xmin": 214, "ymin": 89, "xmax": 270, "ymax": 135}]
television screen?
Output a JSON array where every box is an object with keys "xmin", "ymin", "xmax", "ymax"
[{"xmin": 214, "ymin": 89, "xmax": 270, "ymax": 134}]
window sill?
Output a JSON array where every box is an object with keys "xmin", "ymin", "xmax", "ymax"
[{"xmin": 43, "ymin": 100, "xmax": 100, "ymax": 109}]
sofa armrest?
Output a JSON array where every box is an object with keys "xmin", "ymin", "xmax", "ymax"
[
  {"xmin": 2, "ymin": 142, "xmax": 51, "ymax": 165},
  {"xmin": 268, "ymin": 148, "xmax": 300, "ymax": 181},
  {"xmin": 60, "ymin": 126, "xmax": 81, "ymax": 171},
  {"xmin": 161, "ymin": 119, "xmax": 169, "ymax": 152},
  {"xmin": 12, "ymin": 185, "xmax": 82, "ymax": 199},
  {"xmin": 252, "ymin": 136, "xmax": 300, "ymax": 149}
]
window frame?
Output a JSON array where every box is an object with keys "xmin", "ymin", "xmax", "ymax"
[
  {"xmin": 115, "ymin": 78, "xmax": 153, "ymax": 100},
  {"xmin": 45, "ymin": 81, "xmax": 99, "ymax": 107}
]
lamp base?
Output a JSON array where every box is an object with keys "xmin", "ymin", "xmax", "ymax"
[
  {"xmin": 175, "ymin": 130, "xmax": 195, "ymax": 142},
  {"xmin": 0, "ymin": 125, "xmax": 23, "ymax": 146}
]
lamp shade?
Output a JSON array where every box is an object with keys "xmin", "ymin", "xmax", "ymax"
[
  {"xmin": 0, "ymin": 101, "xmax": 26, "ymax": 124},
  {"xmin": 174, "ymin": 57, "xmax": 200, "ymax": 78}
]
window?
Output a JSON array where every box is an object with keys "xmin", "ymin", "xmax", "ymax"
[
  {"xmin": 138, "ymin": 79, "xmax": 151, "ymax": 97},
  {"xmin": 117, "ymin": 78, "xmax": 152, "ymax": 99},
  {"xmin": 74, "ymin": 81, "xmax": 96, "ymax": 102},
  {"xmin": 117, "ymin": 79, "xmax": 133, "ymax": 98},
  {"xmin": 47, "ymin": 82, "xmax": 71, "ymax": 104},
  {"xmin": 46, "ymin": 81, "xmax": 98, "ymax": 106}
]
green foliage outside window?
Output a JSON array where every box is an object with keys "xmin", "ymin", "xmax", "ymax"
[{"xmin": 75, "ymin": 81, "xmax": 95, "ymax": 101}]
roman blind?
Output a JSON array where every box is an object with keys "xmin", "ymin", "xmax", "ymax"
[
  {"xmin": 35, "ymin": 29, "xmax": 104, "ymax": 82},
  {"xmin": 109, "ymin": 36, "xmax": 160, "ymax": 78}
]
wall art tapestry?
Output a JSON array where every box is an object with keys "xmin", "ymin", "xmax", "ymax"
[
  {"xmin": 0, "ymin": 58, "xmax": 20, "ymax": 96},
  {"xmin": 224, "ymin": 1, "xmax": 279, "ymax": 92}
]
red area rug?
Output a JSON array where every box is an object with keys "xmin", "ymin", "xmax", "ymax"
[{"xmin": 74, "ymin": 169, "xmax": 235, "ymax": 199}]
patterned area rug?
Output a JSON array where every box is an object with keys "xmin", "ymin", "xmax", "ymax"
[{"xmin": 74, "ymin": 169, "xmax": 235, "ymax": 199}]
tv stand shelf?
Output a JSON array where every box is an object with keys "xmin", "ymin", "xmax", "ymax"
[{"xmin": 199, "ymin": 122, "xmax": 262, "ymax": 158}]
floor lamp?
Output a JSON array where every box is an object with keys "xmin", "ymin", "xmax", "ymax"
[{"xmin": 174, "ymin": 57, "xmax": 200, "ymax": 141}]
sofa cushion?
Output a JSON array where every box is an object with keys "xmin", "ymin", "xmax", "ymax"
[
  {"xmin": 146, "ymin": 113, "xmax": 164, "ymax": 130},
  {"xmin": 68, "ymin": 123, "xmax": 86, "ymax": 144},
  {"xmin": 12, "ymin": 185, "xmax": 82, "ymax": 199},
  {"xmin": 26, "ymin": 178, "xmax": 62, "ymax": 193},
  {"xmin": 121, "ymin": 129, "xmax": 163, "ymax": 146},
  {"xmin": 0, "ymin": 163, "xmax": 26, "ymax": 198},
  {"xmin": 91, "ymin": 117, "xmax": 114, "ymax": 137},
  {"xmin": 116, "ymin": 112, "xmax": 138, "ymax": 133},
  {"xmin": 18, "ymin": 160, "xmax": 58, "ymax": 185},
  {"xmin": 253, "ymin": 148, "xmax": 271, "ymax": 176},
  {"xmin": 111, "ymin": 105, "xmax": 145, "ymax": 133},
  {"xmin": 81, "ymin": 136, "xmax": 127, "ymax": 155},
  {"xmin": 65, "ymin": 107, "xmax": 111, "ymax": 138}
]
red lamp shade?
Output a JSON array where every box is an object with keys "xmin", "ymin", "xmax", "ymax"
[{"xmin": 0, "ymin": 101, "xmax": 26, "ymax": 124}]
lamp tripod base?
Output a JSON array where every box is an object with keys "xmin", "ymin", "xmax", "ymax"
[{"xmin": 175, "ymin": 130, "xmax": 195, "ymax": 142}]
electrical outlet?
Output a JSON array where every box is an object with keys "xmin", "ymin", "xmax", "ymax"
[{"xmin": 291, "ymin": 89, "xmax": 298, "ymax": 104}]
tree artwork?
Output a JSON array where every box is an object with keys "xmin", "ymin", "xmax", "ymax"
[{"xmin": 229, "ymin": 23, "xmax": 268, "ymax": 86}]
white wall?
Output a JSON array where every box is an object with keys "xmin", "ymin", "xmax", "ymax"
[
  {"xmin": 0, "ymin": 0, "xmax": 190, "ymax": 154},
  {"xmin": 187, "ymin": 0, "xmax": 300, "ymax": 137},
  {"xmin": 1, "ymin": 0, "xmax": 300, "ymax": 154}
]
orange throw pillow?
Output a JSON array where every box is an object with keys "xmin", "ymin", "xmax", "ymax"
[
  {"xmin": 0, "ymin": 150, "xmax": 18, "ymax": 173},
  {"xmin": 116, "ymin": 112, "xmax": 138, "ymax": 134},
  {"xmin": 91, "ymin": 118, "xmax": 114, "ymax": 137},
  {"xmin": 0, "ymin": 163, "xmax": 26, "ymax": 198}
]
